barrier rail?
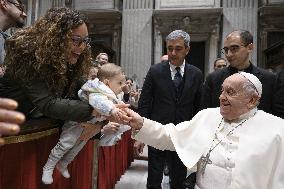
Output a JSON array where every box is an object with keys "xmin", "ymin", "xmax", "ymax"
[{"xmin": 0, "ymin": 118, "xmax": 134, "ymax": 189}]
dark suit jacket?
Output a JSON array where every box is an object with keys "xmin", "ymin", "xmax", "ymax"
[
  {"xmin": 200, "ymin": 63, "xmax": 277, "ymax": 113},
  {"xmin": 273, "ymin": 70, "xmax": 284, "ymax": 119},
  {"xmin": 138, "ymin": 61, "xmax": 203, "ymax": 125}
]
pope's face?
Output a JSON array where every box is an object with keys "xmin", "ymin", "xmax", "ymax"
[{"xmin": 219, "ymin": 74, "xmax": 251, "ymax": 121}]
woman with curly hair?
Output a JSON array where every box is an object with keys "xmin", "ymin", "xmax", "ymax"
[
  {"xmin": 0, "ymin": 7, "xmax": 109, "ymax": 183},
  {"xmin": 1, "ymin": 7, "xmax": 93, "ymax": 120}
]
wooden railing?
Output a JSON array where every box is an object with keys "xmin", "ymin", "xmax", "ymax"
[{"xmin": 0, "ymin": 118, "xmax": 134, "ymax": 189}]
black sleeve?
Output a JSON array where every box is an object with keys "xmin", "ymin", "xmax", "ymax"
[
  {"xmin": 200, "ymin": 74, "xmax": 213, "ymax": 110},
  {"xmin": 137, "ymin": 67, "xmax": 153, "ymax": 118},
  {"xmin": 193, "ymin": 73, "xmax": 204, "ymax": 114},
  {"xmin": 25, "ymin": 80, "xmax": 92, "ymax": 122},
  {"xmin": 273, "ymin": 71, "xmax": 284, "ymax": 119}
]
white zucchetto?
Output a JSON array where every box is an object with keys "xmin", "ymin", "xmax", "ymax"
[{"xmin": 239, "ymin": 72, "xmax": 262, "ymax": 97}]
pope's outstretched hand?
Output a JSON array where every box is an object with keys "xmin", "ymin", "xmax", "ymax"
[{"xmin": 121, "ymin": 108, "xmax": 144, "ymax": 130}]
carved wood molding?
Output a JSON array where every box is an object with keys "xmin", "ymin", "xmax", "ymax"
[
  {"xmin": 153, "ymin": 8, "xmax": 222, "ymax": 35},
  {"xmin": 259, "ymin": 5, "xmax": 284, "ymax": 30}
]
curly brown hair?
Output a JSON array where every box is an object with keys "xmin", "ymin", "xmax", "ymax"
[{"xmin": 4, "ymin": 7, "xmax": 92, "ymax": 96}]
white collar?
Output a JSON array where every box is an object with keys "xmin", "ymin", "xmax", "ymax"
[
  {"xmin": 169, "ymin": 60, "xmax": 185, "ymax": 72},
  {"xmin": 224, "ymin": 108, "xmax": 257, "ymax": 124}
]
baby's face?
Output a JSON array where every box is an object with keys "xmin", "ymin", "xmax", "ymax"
[{"xmin": 108, "ymin": 73, "xmax": 125, "ymax": 95}]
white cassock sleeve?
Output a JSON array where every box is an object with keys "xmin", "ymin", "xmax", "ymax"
[{"xmin": 134, "ymin": 108, "xmax": 221, "ymax": 169}]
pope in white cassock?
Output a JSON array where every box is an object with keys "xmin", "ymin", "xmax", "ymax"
[{"xmin": 123, "ymin": 72, "xmax": 284, "ymax": 189}]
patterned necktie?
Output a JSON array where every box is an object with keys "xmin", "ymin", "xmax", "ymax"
[{"xmin": 173, "ymin": 66, "xmax": 182, "ymax": 88}]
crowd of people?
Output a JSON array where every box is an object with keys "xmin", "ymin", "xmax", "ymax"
[{"xmin": 0, "ymin": 2, "xmax": 283, "ymax": 189}]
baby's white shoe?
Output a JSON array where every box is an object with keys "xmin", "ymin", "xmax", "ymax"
[
  {"xmin": 56, "ymin": 163, "xmax": 70, "ymax": 178},
  {"xmin": 42, "ymin": 169, "xmax": 54, "ymax": 184}
]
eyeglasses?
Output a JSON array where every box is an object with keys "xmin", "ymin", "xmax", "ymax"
[
  {"xmin": 7, "ymin": 0, "xmax": 25, "ymax": 12},
  {"xmin": 216, "ymin": 64, "xmax": 227, "ymax": 69},
  {"xmin": 221, "ymin": 45, "xmax": 245, "ymax": 55},
  {"xmin": 71, "ymin": 35, "xmax": 91, "ymax": 47}
]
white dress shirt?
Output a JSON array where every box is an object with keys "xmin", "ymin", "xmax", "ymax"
[{"xmin": 169, "ymin": 60, "xmax": 185, "ymax": 79}]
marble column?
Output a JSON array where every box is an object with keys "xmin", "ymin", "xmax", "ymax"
[
  {"xmin": 154, "ymin": 29, "xmax": 163, "ymax": 64},
  {"xmin": 208, "ymin": 31, "xmax": 219, "ymax": 73},
  {"xmin": 222, "ymin": 0, "xmax": 258, "ymax": 64},
  {"xmin": 38, "ymin": 0, "xmax": 53, "ymax": 17},
  {"xmin": 120, "ymin": 0, "xmax": 153, "ymax": 87}
]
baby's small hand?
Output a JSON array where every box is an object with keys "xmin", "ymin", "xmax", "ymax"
[
  {"xmin": 101, "ymin": 122, "xmax": 120, "ymax": 135},
  {"xmin": 110, "ymin": 108, "xmax": 122, "ymax": 120}
]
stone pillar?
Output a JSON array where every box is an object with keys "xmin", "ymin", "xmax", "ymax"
[
  {"xmin": 38, "ymin": 0, "xmax": 53, "ymax": 17},
  {"xmin": 52, "ymin": 0, "xmax": 64, "ymax": 7},
  {"xmin": 208, "ymin": 31, "xmax": 219, "ymax": 73},
  {"xmin": 154, "ymin": 28, "xmax": 163, "ymax": 64},
  {"xmin": 258, "ymin": 29, "xmax": 268, "ymax": 68},
  {"xmin": 222, "ymin": 0, "xmax": 258, "ymax": 64},
  {"xmin": 120, "ymin": 0, "xmax": 153, "ymax": 87}
]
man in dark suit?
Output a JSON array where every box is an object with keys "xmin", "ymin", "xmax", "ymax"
[
  {"xmin": 136, "ymin": 30, "xmax": 203, "ymax": 189},
  {"xmin": 201, "ymin": 30, "xmax": 276, "ymax": 113}
]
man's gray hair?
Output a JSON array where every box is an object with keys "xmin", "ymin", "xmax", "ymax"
[{"xmin": 166, "ymin": 30, "xmax": 190, "ymax": 48}]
